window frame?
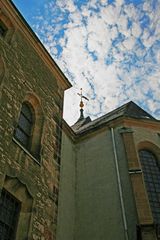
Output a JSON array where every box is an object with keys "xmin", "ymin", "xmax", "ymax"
[
  {"xmin": 0, "ymin": 189, "xmax": 21, "ymax": 240},
  {"xmin": 14, "ymin": 102, "xmax": 34, "ymax": 151},
  {"xmin": 13, "ymin": 94, "xmax": 44, "ymax": 163},
  {"xmin": 139, "ymin": 149, "xmax": 160, "ymax": 224},
  {"xmin": 0, "ymin": 10, "xmax": 14, "ymax": 43},
  {"xmin": 0, "ymin": 20, "xmax": 8, "ymax": 37}
]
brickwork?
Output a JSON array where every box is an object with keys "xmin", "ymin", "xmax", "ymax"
[{"xmin": 0, "ymin": 2, "xmax": 66, "ymax": 239}]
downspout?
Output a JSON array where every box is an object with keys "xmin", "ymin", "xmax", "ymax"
[{"xmin": 110, "ymin": 127, "xmax": 129, "ymax": 240}]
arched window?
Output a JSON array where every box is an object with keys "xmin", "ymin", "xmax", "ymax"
[
  {"xmin": 14, "ymin": 103, "xmax": 34, "ymax": 149},
  {"xmin": 139, "ymin": 150, "xmax": 160, "ymax": 224}
]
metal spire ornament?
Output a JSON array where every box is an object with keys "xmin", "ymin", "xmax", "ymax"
[{"xmin": 77, "ymin": 88, "xmax": 89, "ymax": 121}]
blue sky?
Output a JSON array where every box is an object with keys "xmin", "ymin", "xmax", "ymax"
[{"xmin": 13, "ymin": 0, "xmax": 160, "ymax": 125}]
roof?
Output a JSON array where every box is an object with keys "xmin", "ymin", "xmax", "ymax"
[
  {"xmin": 71, "ymin": 101, "xmax": 157, "ymax": 134},
  {"xmin": 71, "ymin": 116, "xmax": 92, "ymax": 132}
]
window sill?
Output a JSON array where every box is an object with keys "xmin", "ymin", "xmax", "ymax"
[{"xmin": 12, "ymin": 137, "xmax": 41, "ymax": 165}]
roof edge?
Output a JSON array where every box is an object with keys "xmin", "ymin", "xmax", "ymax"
[{"xmin": 5, "ymin": 0, "xmax": 72, "ymax": 90}]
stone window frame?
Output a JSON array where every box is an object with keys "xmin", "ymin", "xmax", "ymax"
[
  {"xmin": 14, "ymin": 102, "xmax": 35, "ymax": 152},
  {"xmin": 0, "ymin": 188, "xmax": 21, "ymax": 240},
  {"xmin": 137, "ymin": 141, "xmax": 160, "ymax": 228},
  {"xmin": 0, "ymin": 176, "xmax": 33, "ymax": 240},
  {"xmin": 13, "ymin": 93, "xmax": 44, "ymax": 163},
  {"xmin": 0, "ymin": 9, "xmax": 15, "ymax": 43},
  {"xmin": 0, "ymin": 56, "xmax": 8, "ymax": 87},
  {"xmin": 137, "ymin": 141, "xmax": 160, "ymax": 166},
  {"xmin": 139, "ymin": 150, "xmax": 160, "ymax": 221},
  {"xmin": 0, "ymin": 19, "xmax": 8, "ymax": 37}
]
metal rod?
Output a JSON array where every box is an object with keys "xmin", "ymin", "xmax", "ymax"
[{"xmin": 111, "ymin": 127, "xmax": 129, "ymax": 240}]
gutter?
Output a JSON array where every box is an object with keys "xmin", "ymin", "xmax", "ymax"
[{"xmin": 110, "ymin": 128, "xmax": 129, "ymax": 240}]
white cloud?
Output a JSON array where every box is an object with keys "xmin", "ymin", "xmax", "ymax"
[
  {"xmin": 116, "ymin": 0, "xmax": 124, "ymax": 6},
  {"xmin": 131, "ymin": 22, "xmax": 141, "ymax": 38},
  {"xmin": 123, "ymin": 36, "xmax": 135, "ymax": 50},
  {"xmin": 32, "ymin": 0, "xmax": 160, "ymax": 125},
  {"xmin": 101, "ymin": 4, "xmax": 120, "ymax": 25}
]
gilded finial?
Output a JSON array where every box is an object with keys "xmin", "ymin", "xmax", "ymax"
[
  {"xmin": 77, "ymin": 88, "xmax": 89, "ymax": 109},
  {"xmin": 77, "ymin": 88, "xmax": 89, "ymax": 121}
]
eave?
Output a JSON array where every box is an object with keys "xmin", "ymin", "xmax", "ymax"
[
  {"xmin": 63, "ymin": 116, "xmax": 160, "ymax": 143},
  {"xmin": 1, "ymin": 0, "xmax": 72, "ymax": 90}
]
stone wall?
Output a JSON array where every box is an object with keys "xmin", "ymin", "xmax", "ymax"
[{"xmin": 0, "ymin": 14, "xmax": 64, "ymax": 240}]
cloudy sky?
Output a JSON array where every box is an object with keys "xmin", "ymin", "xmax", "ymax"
[{"xmin": 13, "ymin": 0, "xmax": 160, "ymax": 125}]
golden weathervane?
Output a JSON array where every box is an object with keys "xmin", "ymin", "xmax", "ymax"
[
  {"xmin": 77, "ymin": 88, "xmax": 89, "ymax": 109},
  {"xmin": 77, "ymin": 88, "xmax": 89, "ymax": 121}
]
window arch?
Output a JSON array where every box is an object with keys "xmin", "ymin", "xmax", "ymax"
[
  {"xmin": 0, "ymin": 9, "xmax": 15, "ymax": 43},
  {"xmin": 1, "ymin": 176, "xmax": 33, "ymax": 239},
  {"xmin": 0, "ymin": 20, "xmax": 8, "ymax": 37},
  {"xmin": 14, "ymin": 93, "xmax": 44, "ymax": 161},
  {"xmin": 14, "ymin": 102, "xmax": 34, "ymax": 150},
  {"xmin": 0, "ymin": 56, "xmax": 7, "ymax": 86},
  {"xmin": 139, "ymin": 149, "xmax": 160, "ymax": 224}
]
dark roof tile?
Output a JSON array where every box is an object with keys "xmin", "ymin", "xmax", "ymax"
[{"xmin": 71, "ymin": 101, "xmax": 156, "ymax": 134}]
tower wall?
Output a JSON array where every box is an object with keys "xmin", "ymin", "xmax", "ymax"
[{"xmin": 0, "ymin": 1, "xmax": 68, "ymax": 239}]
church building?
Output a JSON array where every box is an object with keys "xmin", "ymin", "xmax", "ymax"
[{"xmin": 0, "ymin": 1, "xmax": 160, "ymax": 240}]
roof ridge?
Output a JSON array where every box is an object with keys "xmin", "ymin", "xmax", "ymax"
[{"xmin": 71, "ymin": 101, "xmax": 156, "ymax": 133}]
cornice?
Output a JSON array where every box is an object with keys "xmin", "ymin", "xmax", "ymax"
[
  {"xmin": 62, "ymin": 116, "xmax": 160, "ymax": 143},
  {"xmin": 123, "ymin": 118, "xmax": 160, "ymax": 130},
  {"xmin": 1, "ymin": 0, "xmax": 72, "ymax": 90}
]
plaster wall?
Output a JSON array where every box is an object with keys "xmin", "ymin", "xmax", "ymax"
[
  {"xmin": 57, "ymin": 131, "xmax": 76, "ymax": 240},
  {"xmin": 74, "ymin": 127, "xmax": 137, "ymax": 240}
]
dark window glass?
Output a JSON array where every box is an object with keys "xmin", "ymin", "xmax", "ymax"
[
  {"xmin": 0, "ymin": 20, "xmax": 7, "ymax": 37},
  {"xmin": 18, "ymin": 114, "xmax": 32, "ymax": 135},
  {"xmin": 0, "ymin": 189, "xmax": 21, "ymax": 240},
  {"xmin": 14, "ymin": 103, "xmax": 33, "ymax": 149},
  {"xmin": 136, "ymin": 225, "xmax": 142, "ymax": 240},
  {"xmin": 139, "ymin": 150, "xmax": 160, "ymax": 224},
  {"xmin": 15, "ymin": 128, "xmax": 28, "ymax": 146}
]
